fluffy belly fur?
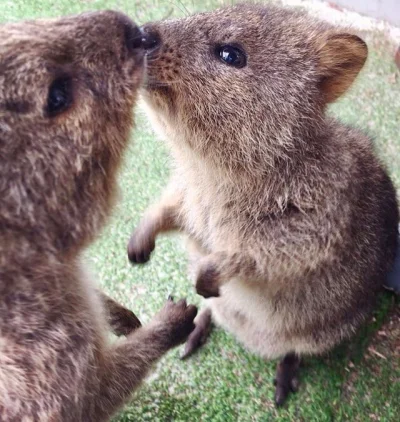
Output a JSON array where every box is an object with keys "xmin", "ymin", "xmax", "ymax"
[
  {"xmin": 186, "ymin": 239, "xmax": 362, "ymax": 359},
  {"xmin": 207, "ymin": 279, "xmax": 340, "ymax": 359}
]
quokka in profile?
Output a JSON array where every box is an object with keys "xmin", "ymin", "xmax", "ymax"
[
  {"xmin": 128, "ymin": 3, "xmax": 399, "ymax": 406},
  {"xmin": 0, "ymin": 11, "xmax": 197, "ymax": 421}
]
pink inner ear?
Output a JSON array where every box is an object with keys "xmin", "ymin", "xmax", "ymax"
[{"xmin": 317, "ymin": 33, "xmax": 368, "ymax": 104}]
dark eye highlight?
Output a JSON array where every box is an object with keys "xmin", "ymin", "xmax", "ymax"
[
  {"xmin": 216, "ymin": 45, "xmax": 246, "ymax": 68},
  {"xmin": 46, "ymin": 76, "xmax": 73, "ymax": 117}
]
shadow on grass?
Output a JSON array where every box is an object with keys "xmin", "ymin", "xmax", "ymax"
[
  {"xmin": 297, "ymin": 292, "xmax": 399, "ymax": 420},
  {"xmin": 303, "ymin": 291, "xmax": 398, "ymax": 376}
]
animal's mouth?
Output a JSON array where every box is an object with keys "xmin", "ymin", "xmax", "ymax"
[
  {"xmin": 141, "ymin": 71, "xmax": 176, "ymax": 114},
  {"xmin": 140, "ymin": 26, "xmax": 179, "ymax": 103},
  {"xmin": 143, "ymin": 57, "xmax": 173, "ymax": 96},
  {"xmin": 141, "ymin": 26, "xmax": 166, "ymax": 87}
]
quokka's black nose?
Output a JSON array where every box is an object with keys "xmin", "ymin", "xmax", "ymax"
[
  {"xmin": 140, "ymin": 27, "xmax": 161, "ymax": 53},
  {"xmin": 122, "ymin": 18, "xmax": 144, "ymax": 54}
]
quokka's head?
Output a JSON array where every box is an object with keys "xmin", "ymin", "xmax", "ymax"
[
  {"xmin": 141, "ymin": 3, "xmax": 367, "ymax": 176},
  {"xmin": 0, "ymin": 11, "xmax": 144, "ymax": 254}
]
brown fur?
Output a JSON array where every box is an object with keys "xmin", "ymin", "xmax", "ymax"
[
  {"xmin": 98, "ymin": 290, "xmax": 142, "ymax": 336},
  {"xmin": 0, "ymin": 11, "xmax": 197, "ymax": 421},
  {"xmin": 129, "ymin": 3, "xmax": 399, "ymax": 404}
]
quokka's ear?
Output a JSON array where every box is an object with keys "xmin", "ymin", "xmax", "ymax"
[{"xmin": 316, "ymin": 33, "xmax": 368, "ymax": 103}]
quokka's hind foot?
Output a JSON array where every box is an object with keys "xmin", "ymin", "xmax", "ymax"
[
  {"xmin": 181, "ymin": 308, "xmax": 212, "ymax": 359},
  {"xmin": 273, "ymin": 352, "xmax": 301, "ymax": 407}
]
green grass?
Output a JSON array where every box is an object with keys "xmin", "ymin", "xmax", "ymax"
[{"xmin": 2, "ymin": 1, "xmax": 400, "ymax": 421}]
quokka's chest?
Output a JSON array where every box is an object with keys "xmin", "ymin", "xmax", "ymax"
[{"xmin": 180, "ymin": 184, "xmax": 247, "ymax": 252}]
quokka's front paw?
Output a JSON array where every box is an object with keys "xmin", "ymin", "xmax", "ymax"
[
  {"xmin": 154, "ymin": 297, "xmax": 198, "ymax": 348},
  {"xmin": 195, "ymin": 263, "xmax": 221, "ymax": 298},
  {"xmin": 127, "ymin": 226, "xmax": 155, "ymax": 264}
]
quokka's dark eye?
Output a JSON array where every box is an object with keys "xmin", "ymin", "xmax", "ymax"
[
  {"xmin": 46, "ymin": 76, "xmax": 73, "ymax": 117},
  {"xmin": 216, "ymin": 45, "xmax": 247, "ymax": 68}
]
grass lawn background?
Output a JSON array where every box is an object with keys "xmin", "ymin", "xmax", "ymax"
[{"xmin": 2, "ymin": 1, "xmax": 400, "ymax": 420}]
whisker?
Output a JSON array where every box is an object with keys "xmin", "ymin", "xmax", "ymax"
[
  {"xmin": 146, "ymin": 55, "xmax": 164, "ymax": 63},
  {"xmin": 162, "ymin": 8, "xmax": 175, "ymax": 20},
  {"xmin": 163, "ymin": 0, "xmax": 190, "ymax": 17},
  {"xmin": 147, "ymin": 63, "xmax": 181, "ymax": 70},
  {"xmin": 145, "ymin": 78, "xmax": 184, "ymax": 88},
  {"xmin": 175, "ymin": 0, "xmax": 192, "ymax": 16}
]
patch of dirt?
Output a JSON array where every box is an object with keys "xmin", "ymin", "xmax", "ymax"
[
  {"xmin": 342, "ymin": 304, "xmax": 400, "ymax": 399},
  {"xmin": 367, "ymin": 304, "xmax": 400, "ymax": 367}
]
